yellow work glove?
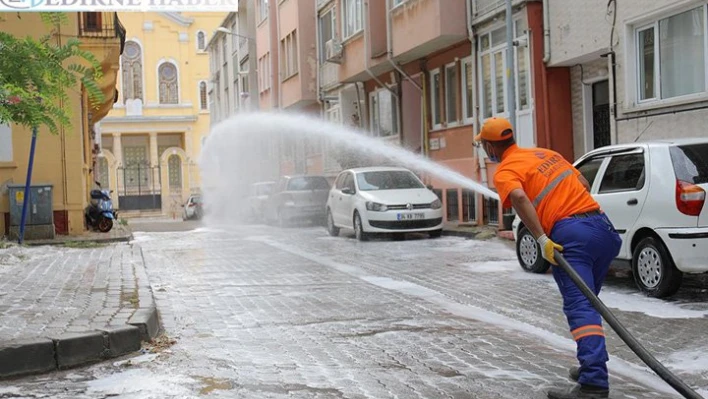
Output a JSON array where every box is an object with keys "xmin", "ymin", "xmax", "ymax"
[{"xmin": 537, "ymin": 234, "xmax": 563, "ymax": 265}]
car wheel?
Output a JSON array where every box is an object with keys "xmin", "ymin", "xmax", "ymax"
[
  {"xmin": 429, "ymin": 229, "xmax": 442, "ymax": 239},
  {"xmin": 516, "ymin": 226, "xmax": 550, "ymax": 274},
  {"xmin": 326, "ymin": 209, "xmax": 340, "ymax": 237},
  {"xmin": 632, "ymin": 236, "xmax": 683, "ymax": 298},
  {"xmin": 353, "ymin": 212, "xmax": 368, "ymax": 241}
]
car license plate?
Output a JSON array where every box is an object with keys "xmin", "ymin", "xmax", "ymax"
[{"xmin": 397, "ymin": 213, "xmax": 424, "ymax": 221}]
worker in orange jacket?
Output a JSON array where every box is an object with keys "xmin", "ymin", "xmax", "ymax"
[{"xmin": 475, "ymin": 117, "xmax": 622, "ymax": 399}]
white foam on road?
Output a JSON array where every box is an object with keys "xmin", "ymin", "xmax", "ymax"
[
  {"xmin": 600, "ymin": 291, "xmax": 708, "ymax": 319},
  {"xmin": 665, "ymin": 350, "xmax": 708, "ymax": 373}
]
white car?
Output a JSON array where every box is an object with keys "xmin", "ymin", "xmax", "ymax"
[
  {"xmin": 326, "ymin": 167, "xmax": 444, "ymax": 241},
  {"xmin": 513, "ymin": 138, "xmax": 708, "ymax": 298}
]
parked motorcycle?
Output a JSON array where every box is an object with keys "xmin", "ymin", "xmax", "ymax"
[{"xmin": 86, "ymin": 182, "xmax": 117, "ymax": 233}]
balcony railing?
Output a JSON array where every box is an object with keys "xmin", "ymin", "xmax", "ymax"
[
  {"xmin": 78, "ymin": 12, "xmax": 127, "ymax": 53},
  {"xmin": 474, "ymin": 0, "xmax": 504, "ymax": 16}
]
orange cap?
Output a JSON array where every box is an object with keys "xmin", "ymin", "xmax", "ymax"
[{"xmin": 474, "ymin": 117, "xmax": 514, "ymax": 142}]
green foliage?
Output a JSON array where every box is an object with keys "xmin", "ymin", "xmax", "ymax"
[{"xmin": 0, "ymin": 12, "xmax": 106, "ymax": 135}]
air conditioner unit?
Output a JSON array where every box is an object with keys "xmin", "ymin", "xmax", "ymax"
[{"xmin": 325, "ymin": 38, "xmax": 343, "ymax": 64}]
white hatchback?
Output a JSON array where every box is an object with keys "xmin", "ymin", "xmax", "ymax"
[
  {"xmin": 326, "ymin": 167, "xmax": 444, "ymax": 241},
  {"xmin": 512, "ymin": 138, "xmax": 708, "ymax": 298}
]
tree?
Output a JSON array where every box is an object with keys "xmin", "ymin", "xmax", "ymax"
[{"xmin": 0, "ymin": 13, "xmax": 105, "ymax": 135}]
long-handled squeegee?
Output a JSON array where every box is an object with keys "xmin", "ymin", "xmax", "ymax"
[{"xmin": 553, "ymin": 250, "xmax": 704, "ymax": 399}]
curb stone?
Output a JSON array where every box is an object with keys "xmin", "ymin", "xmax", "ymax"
[
  {"xmin": 0, "ymin": 339, "xmax": 56, "ymax": 379},
  {"xmin": 0, "ymin": 307, "xmax": 160, "ymax": 379}
]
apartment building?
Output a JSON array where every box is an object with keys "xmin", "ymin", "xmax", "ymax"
[
  {"xmin": 1, "ymin": 12, "xmax": 125, "ymax": 237},
  {"xmin": 207, "ymin": 5, "xmax": 259, "ymax": 125},
  {"xmin": 207, "ymin": 4, "xmax": 280, "ymax": 190},
  {"xmin": 548, "ymin": 0, "xmax": 708, "ymax": 160},
  {"xmin": 255, "ymin": 0, "xmax": 324, "ymax": 176}
]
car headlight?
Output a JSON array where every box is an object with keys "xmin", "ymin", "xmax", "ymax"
[
  {"xmin": 284, "ymin": 201, "xmax": 295, "ymax": 207},
  {"xmin": 366, "ymin": 201, "xmax": 388, "ymax": 212},
  {"xmin": 430, "ymin": 199, "xmax": 442, "ymax": 209}
]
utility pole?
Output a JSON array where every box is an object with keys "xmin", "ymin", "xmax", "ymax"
[{"xmin": 505, "ymin": 0, "xmax": 517, "ymax": 131}]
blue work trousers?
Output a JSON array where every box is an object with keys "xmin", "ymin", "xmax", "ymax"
[{"xmin": 550, "ymin": 213, "xmax": 622, "ymax": 389}]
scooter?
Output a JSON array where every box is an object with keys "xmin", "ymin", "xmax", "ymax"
[{"xmin": 86, "ymin": 181, "xmax": 117, "ymax": 233}]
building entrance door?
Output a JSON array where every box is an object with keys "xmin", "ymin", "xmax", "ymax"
[{"xmin": 592, "ymin": 80, "xmax": 611, "ymax": 149}]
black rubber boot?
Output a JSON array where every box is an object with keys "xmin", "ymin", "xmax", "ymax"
[
  {"xmin": 569, "ymin": 366, "xmax": 580, "ymax": 382},
  {"xmin": 547, "ymin": 384, "xmax": 609, "ymax": 399}
]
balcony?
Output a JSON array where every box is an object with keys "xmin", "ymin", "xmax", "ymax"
[
  {"xmin": 78, "ymin": 12, "xmax": 127, "ymax": 54},
  {"xmin": 390, "ymin": 0, "xmax": 467, "ymax": 62},
  {"xmin": 77, "ymin": 12, "xmax": 125, "ymax": 124},
  {"xmin": 471, "ymin": 0, "xmax": 527, "ymax": 23}
]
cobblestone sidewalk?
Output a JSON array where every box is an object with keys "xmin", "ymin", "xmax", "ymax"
[{"xmin": 0, "ymin": 241, "xmax": 158, "ymax": 378}]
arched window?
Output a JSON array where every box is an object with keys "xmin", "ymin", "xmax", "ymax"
[
  {"xmin": 199, "ymin": 81, "xmax": 208, "ymax": 110},
  {"xmin": 96, "ymin": 157, "xmax": 109, "ymax": 188},
  {"xmin": 158, "ymin": 62, "xmax": 179, "ymax": 104},
  {"xmin": 121, "ymin": 41, "xmax": 143, "ymax": 103},
  {"xmin": 168, "ymin": 154, "xmax": 182, "ymax": 188},
  {"xmin": 197, "ymin": 31, "xmax": 206, "ymax": 51}
]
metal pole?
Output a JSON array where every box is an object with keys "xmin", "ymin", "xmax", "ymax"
[
  {"xmin": 505, "ymin": 0, "xmax": 517, "ymax": 131},
  {"xmin": 18, "ymin": 126, "xmax": 38, "ymax": 244}
]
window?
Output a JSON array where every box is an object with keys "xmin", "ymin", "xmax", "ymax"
[
  {"xmin": 576, "ymin": 157, "xmax": 605, "ymax": 188},
  {"xmin": 478, "ymin": 23, "xmax": 529, "ymax": 118},
  {"xmin": 670, "ymin": 144, "xmax": 708, "ymax": 184},
  {"xmin": 230, "ymin": 22, "xmax": 238, "ymax": 53},
  {"xmin": 319, "ymin": 8, "xmax": 336, "ymax": 64},
  {"xmin": 259, "ymin": 53, "xmax": 271, "ymax": 92},
  {"xmin": 369, "ymin": 88, "xmax": 399, "ymax": 137},
  {"xmin": 158, "ymin": 62, "xmax": 179, "ymax": 104},
  {"xmin": 168, "ymin": 155, "xmax": 182, "ymax": 189},
  {"xmin": 199, "ymin": 81, "xmax": 208, "ymax": 110},
  {"xmin": 636, "ymin": 6, "xmax": 706, "ymax": 102},
  {"xmin": 222, "ymin": 37, "xmax": 228, "ymax": 66},
  {"xmin": 486, "ymin": 196, "xmax": 500, "ymax": 225},
  {"xmin": 121, "ymin": 41, "xmax": 143, "ymax": 103},
  {"xmin": 432, "ymin": 188, "xmax": 443, "ymax": 200},
  {"xmin": 288, "ymin": 176, "xmax": 330, "ymax": 191},
  {"xmin": 445, "ymin": 63, "xmax": 458, "ymax": 125},
  {"xmin": 196, "ymin": 31, "xmax": 206, "ymax": 51},
  {"xmin": 96, "ymin": 157, "xmax": 109, "ymax": 188},
  {"xmin": 343, "ymin": 0, "xmax": 363, "ymax": 39},
  {"xmin": 461, "ymin": 57, "xmax": 474, "ymax": 123},
  {"xmin": 335, "ymin": 172, "xmax": 347, "ymax": 190},
  {"xmin": 342, "ymin": 173, "xmax": 356, "ymax": 192},
  {"xmin": 225, "ymin": 86, "xmax": 230, "ymax": 115},
  {"xmin": 258, "ymin": 0, "xmax": 268, "ymax": 22},
  {"xmin": 392, "ymin": 0, "xmax": 406, "ymax": 7},
  {"xmin": 462, "ymin": 189, "xmax": 477, "ymax": 222},
  {"xmin": 446, "ymin": 188, "xmax": 459, "ymax": 222},
  {"xmin": 599, "ymin": 153, "xmax": 646, "ymax": 193},
  {"xmin": 281, "ymin": 30, "xmax": 298, "ymax": 79},
  {"xmin": 356, "ymin": 171, "xmax": 424, "ymax": 191},
  {"xmin": 430, "ymin": 69, "xmax": 442, "ymax": 128},
  {"xmin": 0, "ymin": 124, "xmax": 12, "ymax": 162}
]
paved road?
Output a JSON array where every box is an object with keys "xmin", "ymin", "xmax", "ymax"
[{"xmin": 4, "ymin": 222, "xmax": 707, "ymax": 398}]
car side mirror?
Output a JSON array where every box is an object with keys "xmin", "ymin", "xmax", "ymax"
[{"xmin": 342, "ymin": 187, "xmax": 353, "ymax": 195}]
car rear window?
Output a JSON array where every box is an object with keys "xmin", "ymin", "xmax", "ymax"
[
  {"xmin": 670, "ymin": 144, "xmax": 708, "ymax": 184},
  {"xmin": 287, "ymin": 177, "xmax": 330, "ymax": 191}
]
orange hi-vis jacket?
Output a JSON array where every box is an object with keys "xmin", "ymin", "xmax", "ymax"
[{"xmin": 493, "ymin": 145, "xmax": 600, "ymax": 235}]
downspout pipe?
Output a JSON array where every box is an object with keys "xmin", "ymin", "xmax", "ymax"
[
  {"xmin": 364, "ymin": 0, "xmax": 397, "ymax": 98},
  {"xmin": 386, "ymin": 1, "xmax": 421, "ymax": 92},
  {"xmin": 466, "ymin": 0, "xmax": 488, "ymax": 187},
  {"xmin": 315, "ymin": 0, "xmax": 322, "ymax": 106},
  {"xmin": 542, "ymin": 0, "xmax": 550, "ymax": 63}
]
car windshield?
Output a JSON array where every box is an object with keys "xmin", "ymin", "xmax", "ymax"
[
  {"xmin": 256, "ymin": 184, "xmax": 273, "ymax": 195},
  {"xmin": 356, "ymin": 171, "xmax": 425, "ymax": 191},
  {"xmin": 191, "ymin": 196, "xmax": 202, "ymax": 204},
  {"xmin": 286, "ymin": 176, "xmax": 330, "ymax": 191},
  {"xmin": 670, "ymin": 144, "xmax": 708, "ymax": 184}
]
